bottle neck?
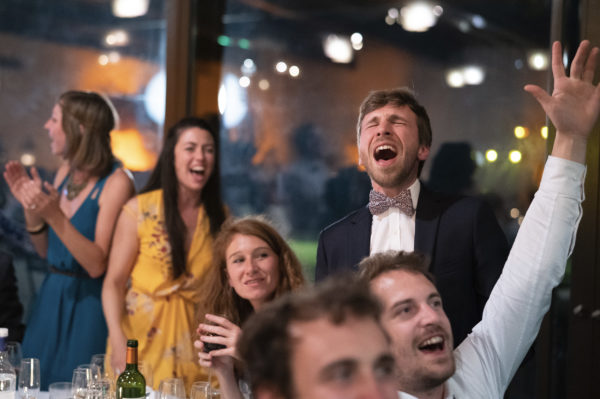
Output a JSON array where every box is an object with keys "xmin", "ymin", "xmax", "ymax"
[{"xmin": 125, "ymin": 346, "xmax": 138, "ymax": 369}]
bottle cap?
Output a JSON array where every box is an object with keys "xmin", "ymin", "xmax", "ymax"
[
  {"xmin": 127, "ymin": 339, "xmax": 138, "ymax": 347},
  {"xmin": 0, "ymin": 328, "xmax": 8, "ymax": 338}
]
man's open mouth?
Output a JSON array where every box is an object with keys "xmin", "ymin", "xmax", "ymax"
[
  {"xmin": 374, "ymin": 145, "xmax": 398, "ymax": 161},
  {"xmin": 418, "ymin": 335, "xmax": 445, "ymax": 353}
]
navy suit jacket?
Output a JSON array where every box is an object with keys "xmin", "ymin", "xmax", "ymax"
[{"xmin": 315, "ymin": 184, "xmax": 509, "ymax": 346}]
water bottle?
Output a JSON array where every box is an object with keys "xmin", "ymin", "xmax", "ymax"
[{"xmin": 0, "ymin": 328, "xmax": 16, "ymax": 399}]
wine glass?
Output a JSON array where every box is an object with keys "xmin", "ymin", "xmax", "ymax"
[
  {"xmin": 77, "ymin": 365, "xmax": 93, "ymax": 383},
  {"xmin": 72, "ymin": 368, "xmax": 92, "ymax": 399},
  {"xmin": 90, "ymin": 354, "xmax": 107, "ymax": 382},
  {"xmin": 48, "ymin": 382, "xmax": 73, "ymax": 399},
  {"xmin": 88, "ymin": 378, "xmax": 112, "ymax": 399},
  {"xmin": 19, "ymin": 358, "xmax": 40, "ymax": 399},
  {"xmin": 137, "ymin": 361, "xmax": 153, "ymax": 390},
  {"xmin": 157, "ymin": 378, "xmax": 185, "ymax": 399},
  {"xmin": 6, "ymin": 341, "xmax": 22, "ymax": 380},
  {"xmin": 189, "ymin": 382, "xmax": 210, "ymax": 399}
]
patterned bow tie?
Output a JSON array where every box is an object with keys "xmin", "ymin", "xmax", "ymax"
[{"xmin": 368, "ymin": 189, "xmax": 415, "ymax": 216}]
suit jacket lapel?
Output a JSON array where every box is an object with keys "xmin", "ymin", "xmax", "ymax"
[
  {"xmin": 347, "ymin": 205, "xmax": 372, "ymax": 270},
  {"xmin": 415, "ymin": 184, "xmax": 442, "ymax": 270}
]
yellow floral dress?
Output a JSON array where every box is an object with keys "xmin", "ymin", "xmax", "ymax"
[{"xmin": 107, "ymin": 189, "xmax": 212, "ymax": 390}]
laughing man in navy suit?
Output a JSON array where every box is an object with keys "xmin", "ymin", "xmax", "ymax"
[{"xmin": 315, "ymin": 88, "xmax": 509, "ymax": 346}]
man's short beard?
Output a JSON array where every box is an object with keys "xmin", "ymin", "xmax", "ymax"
[
  {"xmin": 398, "ymin": 363, "xmax": 456, "ymax": 395},
  {"xmin": 369, "ymin": 168, "xmax": 413, "ymax": 190}
]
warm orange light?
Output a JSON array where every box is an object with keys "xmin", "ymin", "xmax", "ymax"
[{"xmin": 111, "ymin": 129, "xmax": 157, "ymax": 171}]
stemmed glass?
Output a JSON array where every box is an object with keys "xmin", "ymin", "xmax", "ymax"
[
  {"xmin": 72, "ymin": 367, "xmax": 92, "ymax": 399},
  {"xmin": 157, "ymin": 378, "xmax": 185, "ymax": 399},
  {"xmin": 19, "ymin": 358, "xmax": 40, "ymax": 399},
  {"xmin": 88, "ymin": 378, "xmax": 113, "ymax": 399},
  {"xmin": 90, "ymin": 354, "xmax": 107, "ymax": 382},
  {"xmin": 6, "ymin": 341, "xmax": 22, "ymax": 380}
]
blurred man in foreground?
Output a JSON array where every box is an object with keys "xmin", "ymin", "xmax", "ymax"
[{"xmin": 237, "ymin": 276, "xmax": 398, "ymax": 399}]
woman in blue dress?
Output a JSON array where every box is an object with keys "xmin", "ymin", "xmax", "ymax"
[{"xmin": 3, "ymin": 91, "xmax": 134, "ymax": 389}]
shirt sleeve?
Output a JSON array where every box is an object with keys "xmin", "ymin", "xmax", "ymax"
[{"xmin": 450, "ymin": 155, "xmax": 586, "ymax": 398}]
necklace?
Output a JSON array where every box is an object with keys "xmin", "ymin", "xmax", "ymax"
[{"xmin": 64, "ymin": 174, "xmax": 89, "ymax": 200}]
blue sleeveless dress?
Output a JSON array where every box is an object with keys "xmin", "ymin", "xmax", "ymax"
[{"xmin": 22, "ymin": 164, "xmax": 118, "ymax": 389}]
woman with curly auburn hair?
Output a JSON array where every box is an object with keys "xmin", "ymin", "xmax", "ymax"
[{"xmin": 194, "ymin": 216, "xmax": 305, "ymax": 399}]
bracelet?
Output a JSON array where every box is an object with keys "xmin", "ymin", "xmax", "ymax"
[{"xmin": 26, "ymin": 221, "xmax": 48, "ymax": 235}]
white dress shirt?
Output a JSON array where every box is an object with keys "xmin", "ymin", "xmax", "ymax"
[
  {"xmin": 370, "ymin": 179, "xmax": 420, "ymax": 254},
  {"xmin": 398, "ymin": 156, "xmax": 585, "ymax": 399}
]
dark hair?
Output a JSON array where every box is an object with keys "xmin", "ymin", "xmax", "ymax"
[
  {"xmin": 141, "ymin": 117, "xmax": 226, "ymax": 279},
  {"xmin": 196, "ymin": 216, "xmax": 306, "ymax": 326},
  {"xmin": 238, "ymin": 274, "xmax": 382, "ymax": 398},
  {"xmin": 59, "ymin": 91, "xmax": 117, "ymax": 177},
  {"xmin": 357, "ymin": 87, "xmax": 432, "ymax": 176},
  {"xmin": 358, "ymin": 250, "xmax": 435, "ymax": 285}
]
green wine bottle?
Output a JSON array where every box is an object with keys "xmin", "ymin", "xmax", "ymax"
[{"xmin": 116, "ymin": 340, "xmax": 146, "ymax": 399}]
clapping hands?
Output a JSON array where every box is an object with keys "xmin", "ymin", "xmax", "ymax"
[{"xmin": 4, "ymin": 161, "xmax": 60, "ymax": 220}]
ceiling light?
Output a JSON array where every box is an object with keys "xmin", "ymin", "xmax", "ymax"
[
  {"xmin": 105, "ymin": 30, "xmax": 129, "ymax": 46},
  {"xmin": 239, "ymin": 76, "xmax": 250, "ymax": 88},
  {"xmin": 471, "ymin": 15, "xmax": 486, "ymax": 29},
  {"xmin": 509, "ymin": 150, "xmax": 522, "ymax": 164},
  {"xmin": 275, "ymin": 61, "xmax": 288, "ymax": 73},
  {"xmin": 514, "ymin": 126, "xmax": 528, "ymax": 139},
  {"xmin": 351, "ymin": 33, "xmax": 363, "ymax": 44},
  {"xmin": 289, "ymin": 65, "xmax": 300, "ymax": 77},
  {"xmin": 485, "ymin": 149, "xmax": 498, "ymax": 163},
  {"xmin": 399, "ymin": 2, "xmax": 439, "ymax": 32},
  {"xmin": 528, "ymin": 51, "xmax": 549, "ymax": 70},
  {"xmin": 446, "ymin": 69, "xmax": 464, "ymax": 88},
  {"xmin": 20, "ymin": 153, "xmax": 35, "ymax": 166},
  {"xmin": 462, "ymin": 66, "xmax": 485, "ymax": 85},
  {"xmin": 258, "ymin": 79, "xmax": 270, "ymax": 90},
  {"xmin": 98, "ymin": 54, "xmax": 109, "ymax": 66},
  {"xmin": 323, "ymin": 34, "xmax": 353, "ymax": 64},
  {"xmin": 112, "ymin": 0, "xmax": 149, "ymax": 18},
  {"xmin": 241, "ymin": 58, "xmax": 256, "ymax": 75}
]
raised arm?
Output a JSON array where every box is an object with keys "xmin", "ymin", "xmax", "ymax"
[
  {"xmin": 525, "ymin": 40, "xmax": 600, "ymax": 163},
  {"xmin": 102, "ymin": 197, "xmax": 140, "ymax": 374},
  {"xmin": 454, "ymin": 39, "xmax": 599, "ymax": 397}
]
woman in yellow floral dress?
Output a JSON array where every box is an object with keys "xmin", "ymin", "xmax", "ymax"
[{"xmin": 102, "ymin": 117, "xmax": 226, "ymax": 390}]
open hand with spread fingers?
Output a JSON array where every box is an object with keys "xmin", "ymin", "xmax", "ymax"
[{"xmin": 525, "ymin": 40, "xmax": 600, "ymax": 162}]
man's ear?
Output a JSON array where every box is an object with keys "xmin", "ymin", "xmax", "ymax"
[
  {"xmin": 254, "ymin": 386, "xmax": 286, "ymax": 399},
  {"xmin": 418, "ymin": 145, "xmax": 430, "ymax": 161}
]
